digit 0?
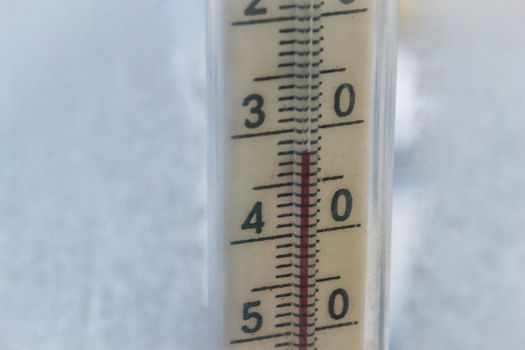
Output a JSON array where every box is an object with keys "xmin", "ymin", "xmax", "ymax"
[
  {"xmin": 331, "ymin": 189, "xmax": 353, "ymax": 222},
  {"xmin": 334, "ymin": 83, "xmax": 356, "ymax": 117},
  {"xmin": 328, "ymin": 288, "xmax": 350, "ymax": 320}
]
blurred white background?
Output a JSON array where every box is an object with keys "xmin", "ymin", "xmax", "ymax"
[
  {"xmin": 1, "ymin": 0, "xmax": 524, "ymax": 349},
  {"xmin": 0, "ymin": 1, "xmax": 207, "ymax": 349},
  {"xmin": 392, "ymin": 1, "xmax": 525, "ymax": 349}
]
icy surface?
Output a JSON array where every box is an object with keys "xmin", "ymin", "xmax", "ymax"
[{"xmin": 0, "ymin": 1, "xmax": 207, "ymax": 349}]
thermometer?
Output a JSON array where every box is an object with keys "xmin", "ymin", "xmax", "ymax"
[{"xmin": 208, "ymin": 1, "xmax": 397, "ymax": 349}]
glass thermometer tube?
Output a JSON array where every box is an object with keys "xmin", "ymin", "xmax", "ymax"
[{"xmin": 208, "ymin": 0, "xmax": 397, "ymax": 349}]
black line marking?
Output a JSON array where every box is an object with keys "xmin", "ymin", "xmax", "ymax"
[
  {"xmin": 316, "ymin": 276, "xmax": 341, "ymax": 283},
  {"xmin": 278, "ymin": 118, "xmax": 295, "ymax": 123},
  {"xmin": 232, "ymin": 16, "xmax": 295, "ymax": 26},
  {"xmin": 255, "ymin": 73, "xmax": 294, "ymax": 82},
  {"xmin": 278, "ymin": 172, "xmax": 293, "ymax": 178},
  {"xmin": 318, "ymin": 224, "xmax": 362, "ymax": 233},
  {"xmin": 279, "ymin": 84, "xmax": 320, "ymax": 90},
  {"xmin": 278, "ymin": 151, "xmax": 294, "ymax": 156},
  {"xmin": 275, "ymin": 322, "xmax": 292, "ymax": 328},
  {"xmin": 254, "ymin": 182, "xmax": 293, "ymax": 191},
  {"xmin": 293, "ymin": 221, "xmax": 318, "ymax": 228},
  {"xmin": 275, "ymin": 293, "xmax": 292, "ymax": 299},
  {"xmin": 279, "ymin": 50, "xmax": 321, "ymax": 57},
  {"xmin": 320, "ymin": 175, "xmax": 344, "ymax": 182},
  {"xmin": 276, "ymin": 243, "xmax": 292, "ymax": 249},
  {"xmin": 315, "ymin": 321, "xmax": 359, "ymax": 331},
  {"xmin": 279, "ymin": 39, "xmax": 321, "ymax": 46},
  {"xmin": 279, "ymin": 94, "xmax": 321, "ymax": 102},
  {"xmin": 320, "ymin": 67, "xmax": 346, "ymax": 74},
  {"xmin": 321, "ymin": 8, "xmax": 368, "ymax": 17},
  {"xmin": 278, "ymin": 140, "xmax": 294, "ymax": 145},
  {"xmin": 252, "ymin": 283, "xmax": 292, "ymax": 292},
  {"xmin": 292, "ymin": 212, "xmax": 317, "ymax": 219},
  {"xmin": 230, "ymin": 233, "xmax": 292, "ymax": 246},
  {"xmin": 279, "ymin": 84, "xmax": 295, "ymax": 90},
  {"xmin": 277, "ymin": 303, "xmax": 292, "ymax": 308},
  {"xmin": 291, "ymin": 311, "xmax": 317, "ymax": 318},
  {"xmin": 279, "ymin": 117, "xmax": 320, "ymax": 124},
  {"xmin": 291, "ymin": 271, "xmax": 317, "ymax": 279},
  {"xmin": 279, "ymin": 62, "xmax": 321, "ymax": 69},
  {"xmin": 256, "ymin": 71, "xmax": 320, "ymax": 81},
  {"xmin": 278, "ymin": 107, "xmax": 299, "ymax": 112},
  {"xmin": 279, "ymin": 3, "xmax": 322, "ymax": 10},
  {"xmin": 278, "ymin": 161, "xmax": 293, "ymax": 166},
  {"xmin": 232, "ymin": 14, "xmax": 321, "ymax": 26},
  {"xmin": 230, "ymin": 332, "xmax": 291, "ymax": 345},
  {"xmin": 319, "ymin": 120, "xmax": 364, "ymax": 129},
  {"xmin": 276, "ymin": 263, "xmax": 292, "ymax": 269},
  {"xmin": 232, "ymin": 128, "xmax": 294, "ymax": 140},
  {"xmin": 292, "ymin": 321, "xmax": 316, "ymax": 328},
  {"xmin": 279, "ymin": 27, "xmax": 322, "ymax": 34}
]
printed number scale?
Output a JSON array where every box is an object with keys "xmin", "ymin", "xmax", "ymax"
[{"xmin": 222, "ymin": 0, "xmax": 376, "ymax": 349}]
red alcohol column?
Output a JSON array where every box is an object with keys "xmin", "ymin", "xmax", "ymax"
[{"xmin": 295, "ymin": 151, "xmax": 318, "ymax": 349}]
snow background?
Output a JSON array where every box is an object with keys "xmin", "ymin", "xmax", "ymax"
[
  {"xmin": 392, "ymin": 1, "xmax": 525, "ymax": 349},
  {"xmin": 1, "ymin": 0, "xmax": 524, "ymax": 349},
  {"xmin": 0, "ymin": 1, "xmax": 206, "ymax": 349}
]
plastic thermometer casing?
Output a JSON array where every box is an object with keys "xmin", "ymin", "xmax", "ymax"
[{"xmin": 208, "ymin": 1, "xmax": 397, "ymax": 349}]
